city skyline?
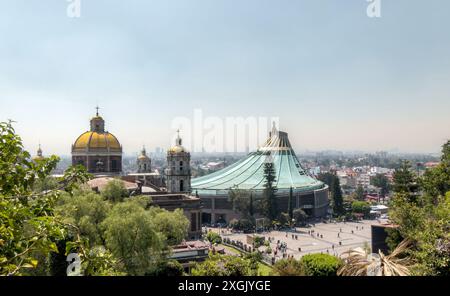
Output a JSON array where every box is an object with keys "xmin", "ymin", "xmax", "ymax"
[{"xmin": 1, "ymin": 1, "xmax": 449, "ymax": 154}]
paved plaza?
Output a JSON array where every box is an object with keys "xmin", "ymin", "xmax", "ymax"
[{"xmin": 209, "ymin": 220, "xmax": 382, "ymax": 260}]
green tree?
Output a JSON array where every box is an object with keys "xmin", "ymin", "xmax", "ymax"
[
  {"xmin": 146, "ymin": 259, "xmax": 184, "ymax": 276},
  {"xmin": 392, "ymin": 161, "xmax": 419, "ymax": 203},
  {"xmin": 191, "ymin": 254, "xmax": 257, "ymax": 276},
  {"xmin": 0, "ymin": 121, "xmax": 91, "ymax": 276},
  {"xmin": 331, "ymin": 177, "xmax": 344, "ymax": 215},
  {"xmin": 147, "ymin": 207, "xmax": 189, "ymax": 246},
  {"xmin": 351, "ymin": 201, "xmax": 371, "ymax": 218},
  {"xmin": 317, "ymin": 172, "xmax": 334, "ymax": 188},
  {"xmin": 300, "ymin": 253, "xmax": 343, "ymax": 276},
  {"xmin": 293, "ymin": 208, "xmax": 308, "ymax": 226},
  {"xmin": 370, "ymin": 174, "xmax": 391, "ymax": 197},
  {"xmin": 262, "ymin": 159, "xmax": 278, "ymax": 221},
  {"xmin": 33, "ymin": 176, "xmax": 59, "ymax": 193},
  {"xmin": 205, "ymin": 231, "xmax": 222, "ymax": 244},
  {"xmin": 249, "ymin": 192, "xmax": 254, "ymax": 217},
  {"xmin": 56, "ymin": 190, "xmax": 111, "ymax": 246},
  {"xmin": 271, "ymin": 258, "xmax": 304, "ymax": 276},
  {"xmin": 229, "ymin": 187, "xmax": 254, "ymax": 220},
  {"xmin": 355, "ymin": 185, "xmax": 365, "ymax": 201},
  {"xmin": 279, "ymin": 212, "xmax": 291, "ymax": 227},
  {"xmin": 287, "ymin": 187, "xmax": 294, "ymax": 220},
  {"xmin": 101, "ymin": 201, "xmax": 165, "ymax": 275},
  {"xmin": 101, "ymin": 179, "xmax": 128, "ymax": 203},
  {"xmin": 420, "ymin": 141, "xmax": 450, "ymax": 205},
  {"xmin": 388, "ymin": 141, "xmax": 450, "ymax": 275},
  {"xmin": 318, "ymin": 173, "xmax": 344, "ymax": 216}
]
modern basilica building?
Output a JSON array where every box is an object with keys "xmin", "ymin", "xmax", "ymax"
[{"xmin": 191, "ymin": 125, "xmax": 329, "ymax": 224}]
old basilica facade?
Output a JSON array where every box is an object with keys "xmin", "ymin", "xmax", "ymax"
[{"xmin": 67, "ymin": 108, "xmax": 201, "ymax": 239}]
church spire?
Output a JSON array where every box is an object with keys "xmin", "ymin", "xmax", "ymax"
[
  {"xmin": 176, "ymin": 129, "xmax": 182, "ymax": 146},
  {"xmin": 37, "ymin": 143, "xmax": 43, "ymax": 157}
]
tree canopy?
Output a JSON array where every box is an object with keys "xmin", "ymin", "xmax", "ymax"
[{"xmin": 389, "ymin": 140, "xmax": 450, "ymax": 275}]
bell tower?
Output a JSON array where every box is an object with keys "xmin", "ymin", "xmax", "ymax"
[
  {"xmin": 137, "ymin": 146, "xmax": 152, "ymax": 173},
  {"xmin": 165, "ymin": 130, "xmax": 191, "ymax": 193}
]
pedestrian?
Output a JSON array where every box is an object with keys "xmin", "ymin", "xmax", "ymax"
[
  {"xmin": 332, "ymin": 245, "xmax": 334, "ymax": 250},
  {"xmin": 321, "ymin": 234, "xmax": 323, "ymax": 239},
  {"xmin": 338, "ymin": 233, "xmax": 340, "ymax": 238}
]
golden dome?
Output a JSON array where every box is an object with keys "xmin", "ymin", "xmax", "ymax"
[
  {"xmin": 32, "ymin": 155, "xmax": 45, "ymax": 161},
  {"xmin": 168, "ymin": 130, "xmax": 187, "ymax": 154},
  {"xmin": 168, "ymin": 145, "xmax": 186, "ymax": 154},
  {"xmin": 32, "ymin": 144, "xmax": 45, "ymax": 161},
  {"xmin": 73, "ymin": 131, "xmax": 122, "ymax": 151}
]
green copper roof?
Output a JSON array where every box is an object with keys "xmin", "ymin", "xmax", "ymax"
[{"xmin": 191, "ymin": 127, "xmax": 325, "ymax": 196}]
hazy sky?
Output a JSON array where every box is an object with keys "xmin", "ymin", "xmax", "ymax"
[{"xmin": 0, "ymin": 0, "xmax": 449, "ymax": 156}]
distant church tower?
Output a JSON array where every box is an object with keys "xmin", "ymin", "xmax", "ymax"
[
  {"xmin": 137, "ymin": 146, "xmax": 151, "ymax": 173},
  {"xmin": 32, "ymin": 144, "xmax": 45, "ymax": 162},
  {"xmin": 165, "ymin": 130, "xmax": 191, "ymax": 193}
]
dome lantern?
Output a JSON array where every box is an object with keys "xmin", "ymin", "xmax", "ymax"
[{"xmin": 90, "ymin": 106, "xmax": 105, "ymax": 133}]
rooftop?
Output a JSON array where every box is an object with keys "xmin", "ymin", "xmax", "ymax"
[{"xmin": 191, "ymin": 126, "xmax": 325, "ymax": 195}]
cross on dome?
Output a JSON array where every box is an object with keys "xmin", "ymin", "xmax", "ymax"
[{"xmin": 176, "ymin": 129, "xmax": 182, "ymax": 146}]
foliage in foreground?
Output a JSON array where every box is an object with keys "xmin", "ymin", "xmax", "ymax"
[
  {"xmin": 205, "ymin": 231, "xmax": 222, "ymax": 244},
  {"xmin": 191, "ymin": 253, "xmax": 258, "ymax": 276},
  {"xmin": 338, "ymin": 240, "xmax": 413, "ymax": 276},
  {"xmin": 271, "ymin": 254, "xmax": 342, "ymax": 276},
  {"xmin": 300, "ymin": 253, "xmax": 343, "ymax": 276},
  {"xmin": 0, "ymin": 121, "xmax": 190, "ymax": 276},
  {"xmin": 0, "ymin": 121, "xmax": 91, "ymax": 275},
  {"xmin": 388, "ymin": 141, "xmax": 450, "ymax": 276}
]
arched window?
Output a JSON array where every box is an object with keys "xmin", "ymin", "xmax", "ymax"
[{"xmin": 180, "ymin": 180, "xmax": 184, "ymax": 192}]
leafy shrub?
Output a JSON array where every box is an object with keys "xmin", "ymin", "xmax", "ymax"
[
  {"xmin": 253, "ymin": 236, "xmax": 265, "ymax": 248},
  {"xmin": 299, "ymin": 254, "xmax": 343, "ymax": 276},
  {"xmin": 351, "ymin": 201, "xmax": 371, "ymax": 218},
  {"xmin": 206, "ymin": 231, "xmax": 222, "ymax": 244},
  {"xmin": 271, "ymin": 258, "xmax": 304, "ymax": 276},
  {"xmin": 146, "ymin": 260, "xmax": 184, "ymax": 276},
  {"xmin": 191, "ymin": 254, "xmax": 257, "ymax": 276}
]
